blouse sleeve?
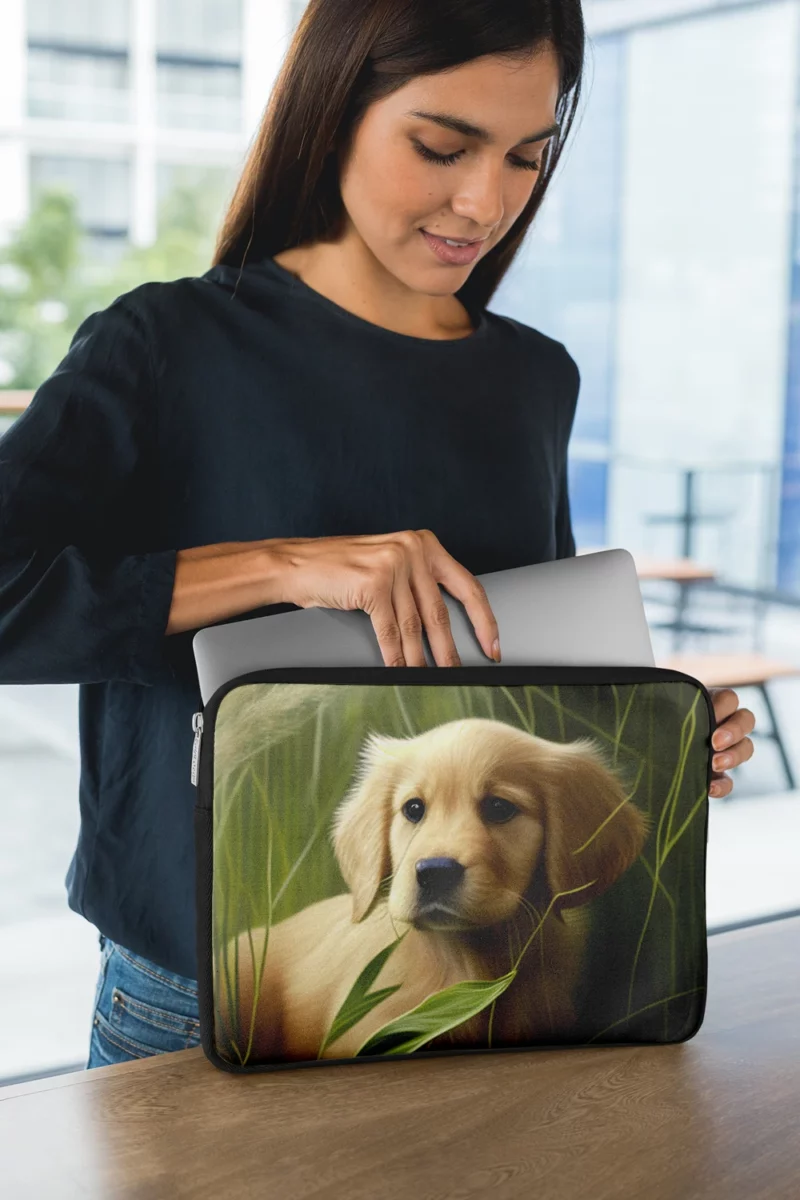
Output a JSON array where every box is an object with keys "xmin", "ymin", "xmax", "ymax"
[
  {"xmin": 0, "ymin": 296, "xmax": 178, "ymax": 686},
  {"xmin": 555, "ymin": 465, "xmax": 576, "ymax": 559},
  {"xmin": 554, "ymin": 344, "xmax": 580, "ymax": 560}
]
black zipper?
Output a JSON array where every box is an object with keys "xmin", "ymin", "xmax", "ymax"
[{"xmin": 191, "ymin": 663, "xmax": 717, "ymax": 809}]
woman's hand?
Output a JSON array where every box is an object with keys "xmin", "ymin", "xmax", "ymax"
[
  {"xmin": 268, "ymin": 528, "xmax": 501, "ymax": 667},
  {"xmin": 709, "ymin": 688, "xmax": 756, "ymax": 798}
]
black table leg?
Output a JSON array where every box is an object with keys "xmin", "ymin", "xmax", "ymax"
[{"xmin": 758, "ymin": 682, "xmax": 796, "ymax": 792}]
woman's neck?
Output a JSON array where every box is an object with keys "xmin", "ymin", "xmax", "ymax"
[{"xmin": 272, "ymin": 238, "xmax": 476, "ymax": 341}]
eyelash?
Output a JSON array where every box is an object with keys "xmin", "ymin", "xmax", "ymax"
[{"xmin": 413, "ymin": 140, "xmax": 542, "ymax": 172}]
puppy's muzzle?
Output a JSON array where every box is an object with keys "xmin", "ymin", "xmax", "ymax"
[{"xmin": 415, "ymin": 857, "xmax": 465, "ymax": 900}]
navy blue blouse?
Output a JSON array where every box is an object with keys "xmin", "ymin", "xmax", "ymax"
[{"xmin": 0, "ymin": 255, "xmax": 579, "ymax": 977}]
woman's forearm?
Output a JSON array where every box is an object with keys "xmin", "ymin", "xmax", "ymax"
[{"xmin": 165, "ymin": 540, "xmax": 291, "ymax": 635}]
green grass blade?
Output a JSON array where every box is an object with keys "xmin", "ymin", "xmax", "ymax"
[
  {"xmin": 318, "ymin": 934, "xmax": 406, "ymax": 1056},
  {"xmin": 586, "ymin": 986, "xmax": 706, "ymax": 1042},
  {"xmin": 355, "ymin": 969, "xmax": 517, "ymax": 1057}
]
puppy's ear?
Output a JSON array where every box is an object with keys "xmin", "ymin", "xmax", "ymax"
[
  {"xmin": 531, "ymin": 739, "xmax": 650, "ymax": 919},
  {"xmin": 331, "ymin": 733, "xmax": 404, "ymax": 923}
]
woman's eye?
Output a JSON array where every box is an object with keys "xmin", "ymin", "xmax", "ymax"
[
  {"xmin": 480, "ymin": 795, "xmax": 519, "ymax": 824},
  {"xmin": 402, "ymin": 798, "xmax": 426, "ymax": 823},
  {"xmin": 413, "ymin": 140, "xmax": 541, "ymax": 172}
]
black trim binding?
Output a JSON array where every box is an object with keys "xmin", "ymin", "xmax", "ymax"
[{"xmin": 193, "ymin": 663, "xmax": 716, "ymax": 1073}]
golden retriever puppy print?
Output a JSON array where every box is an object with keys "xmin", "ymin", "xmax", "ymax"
[{"xmin": 224, "ymin": 716, "xmax": 650, "ymax": 1064}]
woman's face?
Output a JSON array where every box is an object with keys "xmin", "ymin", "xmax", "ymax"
[{"xmin": 336, "ymin": 47, "xmax": 562, "ymax": 297}]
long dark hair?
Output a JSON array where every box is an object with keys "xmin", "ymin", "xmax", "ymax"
[{"xmin": 212, "ymin": 0, "xmax": 586, "ymax": 314}]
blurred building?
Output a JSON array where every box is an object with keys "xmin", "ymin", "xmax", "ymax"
[
  {"xmin": 0, "ymin": 0, "xmax": 798, "ymax": 593},
  {"xmin": 0, "ymin": 0, "xmax": 298, "ymax": 261},
  {"xmin": 495, "ymin": 0, "xmax": 800, "ymax": 593}
]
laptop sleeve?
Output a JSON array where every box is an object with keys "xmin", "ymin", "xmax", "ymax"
[{"xmin": 192, "ymin": 664, "xmax": 715, "ymax": 1073}]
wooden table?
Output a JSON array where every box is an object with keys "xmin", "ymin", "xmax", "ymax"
[{"xmin": 2, "ymin": 918, "xmax": 799, "ymax": 1199}]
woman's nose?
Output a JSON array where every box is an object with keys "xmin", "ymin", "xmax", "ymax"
[{"xmin": 450, "ymin": 164, "xmax": 505, "ymax": 230}]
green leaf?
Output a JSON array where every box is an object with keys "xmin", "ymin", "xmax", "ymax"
[
  {"xmin": 355, "ymin": 968, "xmax": 517, "ymax": 1057},
  {"xmin": 318, "ymin": 933, "xmax": 406, "ymax": 1056}
]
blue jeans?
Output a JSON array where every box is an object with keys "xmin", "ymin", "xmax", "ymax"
[{"xmin": 86, "ymin": 934, "xmax": 201, "ymax": 1068}]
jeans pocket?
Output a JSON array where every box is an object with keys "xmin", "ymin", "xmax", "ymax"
[{"xmin": 93, "ymin": 941, "xmax": 201, "ymax": 1062}]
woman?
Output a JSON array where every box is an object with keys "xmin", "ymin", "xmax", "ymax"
[{"xmin": 0, "ymin": 0, "xmax": 754, "ymax": 1068}]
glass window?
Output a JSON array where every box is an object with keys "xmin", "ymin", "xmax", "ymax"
[
  {"xmin": 27, "ymin": 48, "xmax": 130, "ymax": 123},
  {"xmin": 156, "ymin": 0, "xmax": 241, "ymax": 59},
  {"xmin": 156, "ymin": 60, "xmax": 241, "ymax": 132},
  {"xmin": 29, "ymin": 155, "xmax": 130, "ymax": 238},
  {"xmin": 27, "ymin": 0, "xmax": 130, "ymax": 48},
  {"xmin": 155, "ymin": 0, "xmax": 242, "ymax": 132},
  {"xmin": 26, "ymin": 0, "xmax": 131, "ymax": 123}
]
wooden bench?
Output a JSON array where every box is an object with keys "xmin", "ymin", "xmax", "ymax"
[
  {"xmin": 0, "ymin": 391, "xmax": 33, "ymax": 416},
  {"xmin": 658, "ymin": 652, "xmax": 799, "ymax": 792}
]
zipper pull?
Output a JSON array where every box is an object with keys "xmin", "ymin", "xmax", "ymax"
[{"xmin": 191, "ymin": 711, "xmax": 204, "ymax": 787}]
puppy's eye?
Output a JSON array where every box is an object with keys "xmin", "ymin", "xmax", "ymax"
[
  {"xmin": 402, "ymin": 798, "xmax": 425, "ymax": 823},
  {"xmin": 480, "ymin": 795, "xmax": 519, "ymax": 824}
]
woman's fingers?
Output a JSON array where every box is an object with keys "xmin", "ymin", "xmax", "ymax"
[
  {"xmin": 711, "ymin": 686, "xmax": 740, "ymax": 726},
  {"xmin": 712, "ymin": 735, "xmax": 755, "ymax": 774},
  {"xmin": 712, "ymin": 704, "xmax": 756, "ymax": 751},
  {"xmin": 421, "ymin": 535, "xmax": 499, "ymax": 664},
  {"xmin": 393, "ymin": 570, "xmax": 438, "ymax": 667},
  {"xmin": 366, "ymin": 586, "xmax": 411, "ymax": 667}
]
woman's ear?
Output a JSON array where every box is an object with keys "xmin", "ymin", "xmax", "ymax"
[
  {"xmin": 331, "ymin": 732, "xmax": 405, "ymax": 923},
  {"xmin": 530, "ymin": 739, "xmax": 650, "ymax": 919}
]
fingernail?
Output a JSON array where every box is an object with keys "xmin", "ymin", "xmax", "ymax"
[
  {"xmin": 492, "ymin": 638, "xmax": 501, "ymax": 662},
  {"xmin": 710, "ymin": 782, "xmax": 721, "ymax": 796},
  {"xmin": 714, "ymin": 754, "xmax": 732, "ymax": 770},
  {"xmin": 714, "ymin": 730, "xmax": 733, "ymax": 748}
]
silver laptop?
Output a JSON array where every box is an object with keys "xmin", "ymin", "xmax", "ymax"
[{"xmin": 192, "ymin": 548, "xmax": 654, "ymax": 705}]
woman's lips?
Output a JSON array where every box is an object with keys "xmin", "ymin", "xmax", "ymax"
[{"xmin": 420, "ymin": 229, "xmax": 484, "ymax": 265}]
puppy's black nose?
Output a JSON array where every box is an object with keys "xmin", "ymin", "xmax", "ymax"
[{"xmin": 415, "ymin": 857, "xmax": 465, "ymax": 896}]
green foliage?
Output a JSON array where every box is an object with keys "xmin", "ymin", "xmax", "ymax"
[
  {"xmin": 0, "ymin": 190, "xmax": 89, "ymax": 389},
  {"xmin": 0, "ymin": 177, "xmax": 228, "ymax": 390}
]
